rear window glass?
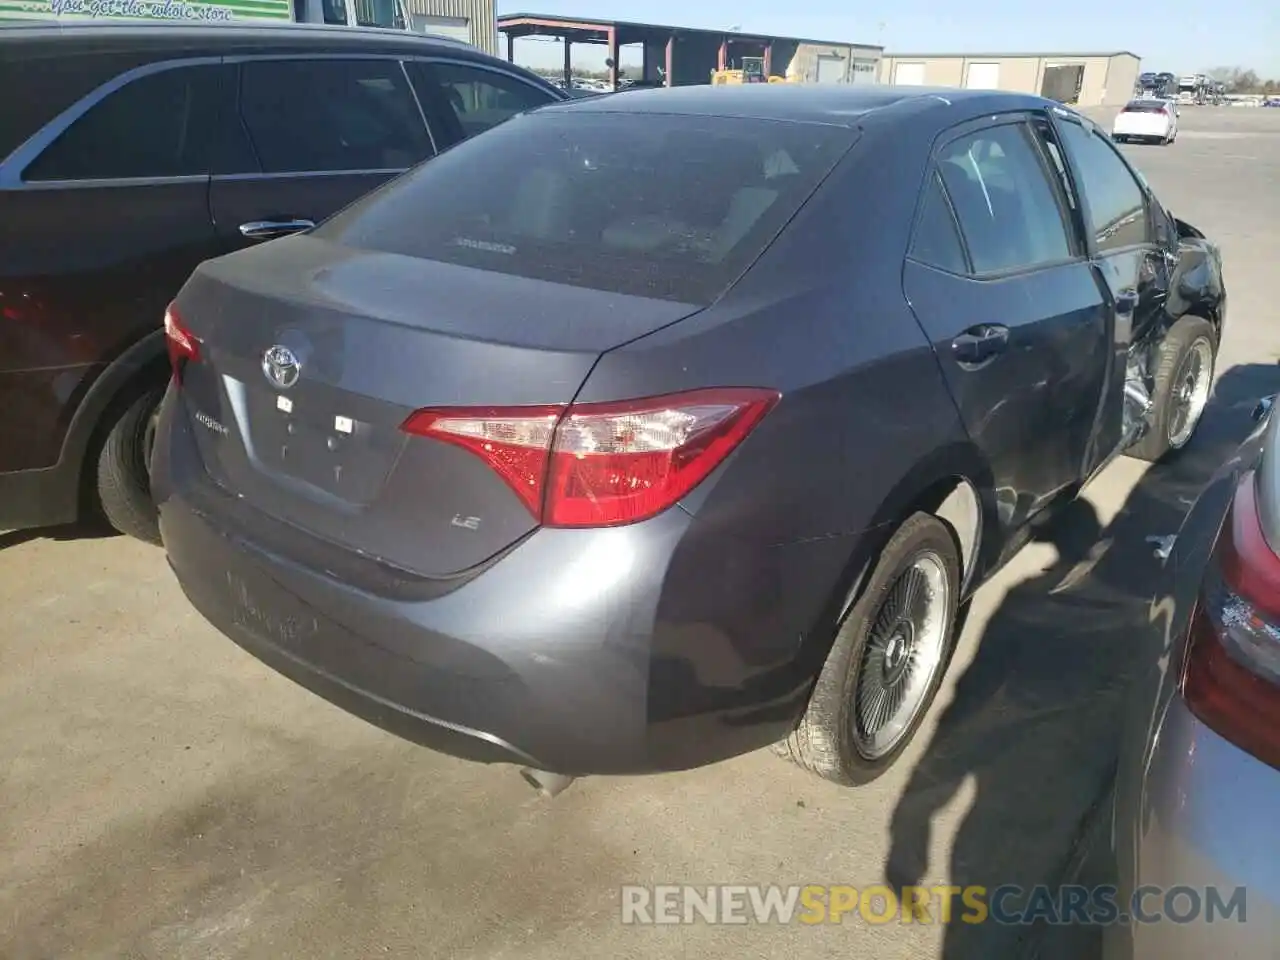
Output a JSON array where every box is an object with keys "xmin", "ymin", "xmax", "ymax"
[
  {"xmin": 1123, "ymin": 101, "xmax": 1168, "ymax": 112},
  {"xmin": 315, "ymin": 111, "xmax": 855, "ymax": 303}
]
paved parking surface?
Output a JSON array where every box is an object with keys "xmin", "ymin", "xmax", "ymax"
[{"xmin": 4, "ymin": 105, "xmax": 1280, "ymax": 960}]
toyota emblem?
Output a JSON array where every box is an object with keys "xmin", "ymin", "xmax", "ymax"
[{"xmin": 262, "ymin": 344, "xmax": 301, "ymax": 389}]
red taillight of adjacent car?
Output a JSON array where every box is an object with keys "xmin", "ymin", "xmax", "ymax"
[
  {"xmin": 1182, "ymin": 471, "xmax": 1280, "ymax": 769},
  {"xmin": 164, "ymin": 303, "xmax": 200, "ymax": 381},
  {"xmin": 401, "ymin": 388, "xmax": 781, "ymax": 527}
]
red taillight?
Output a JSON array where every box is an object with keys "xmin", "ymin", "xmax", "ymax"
[
  {"xmin": 401, "ymin": 404, "xmax": 561, "ymax": 518},
  {"xmin": 164, "ymin": 303, "xmax": 200, "ymax": 381},
  {"xmin": 1182, "ymin": 472, "xmax": 1280, "ymax": 769},
  {"xmin": 401, "ymin": 388, "xmax": 780, "ymax": 527}
]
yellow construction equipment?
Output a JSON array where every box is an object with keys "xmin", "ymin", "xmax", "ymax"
[
  {"xmin": 711, "ymin": 55, "xmax": 799, "ymax": 85},
  {"xmin": 712, "ymin": 55, "xmax": 769, "ymax": 85},
  {"xmin": 712, "ymin": 70, "xmax": 798, "ymax": 84}
]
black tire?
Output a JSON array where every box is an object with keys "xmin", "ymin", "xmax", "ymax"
[
  {"xmin": 1127, "ymin": 317, "xmax": 1217, "ymax": 463},
  {"xmin": 95, "ymin": 386, "xmax": 164, "ymax": 544},
  {"xmin": 775, "ymin": 512, "xmax": 962, "ymax": 785}
]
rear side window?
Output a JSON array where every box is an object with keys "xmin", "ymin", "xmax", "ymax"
[
  {"xmin": 414, "ymin": 62, "xmax": 555, "ymax": 141},
  {"xmin": 22, "ymin": 65, "xmax": 220, "ymax": 182},
  {"xmin": 937, "ymin": 123, "xmax": 1073, "ymax": 274},
  {"xmin": 1055, "ymin": 120, "xmax": 1151, "ymax": 252},
  {"xmin": 239, "ymin": 59, "xmax": 433, "ymax": 174},
  {"xmin": 316, "ymin": 112, "xmax": 855, "ymax": 303},
  {"xmin": 910, "ymin": 173, "xmax": 968, "ymax": 274}
]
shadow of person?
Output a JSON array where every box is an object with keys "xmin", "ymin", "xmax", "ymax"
[{"xmin": 884, "ymin": 361, "xmax": 1280, "ymax": 959}]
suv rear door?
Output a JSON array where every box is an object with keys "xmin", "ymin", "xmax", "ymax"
[
  {"xmin": 206, "ymin": 54, "xmax": 563, "ymax": 254},
  {"xmin": 206, "ymin": 56, "xmax": 436, "ymax": 253}
]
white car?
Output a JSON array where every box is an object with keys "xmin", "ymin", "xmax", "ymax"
[{"xmin": 1112, "ymin": 99, "xmax": 1178, "ymax": 145}]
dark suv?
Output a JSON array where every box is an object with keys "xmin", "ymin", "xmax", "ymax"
[{"xmin": 0, "ymin": 22, "xmax": 563, "ymax": 541}]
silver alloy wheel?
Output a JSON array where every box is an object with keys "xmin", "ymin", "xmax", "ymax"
[
  {"xmin": 1167, "ymin": 337, "xmax": 1214, "ymax": 449},
  {"xmin": 852, "ymin": 551, "xmax": 951, "ymax": 760}
]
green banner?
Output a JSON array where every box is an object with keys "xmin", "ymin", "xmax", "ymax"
[{"xmin": 0, "ymin": 0, "xmax": 292, "ymax": 21}]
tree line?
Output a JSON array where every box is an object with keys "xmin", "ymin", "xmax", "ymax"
[{"xmin": 1208, "ymin": 67, "xmax": 1279, "ymax": 95}]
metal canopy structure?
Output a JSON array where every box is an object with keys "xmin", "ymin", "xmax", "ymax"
[{"xmin": 497, "ymin": 12, "xmax": 877, "ymax": 90}]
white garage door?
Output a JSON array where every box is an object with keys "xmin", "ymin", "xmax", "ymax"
[
  {"xmin": 965, "ymin": 62, "xmax": 1001, "ymax": 89},
  {"xmin": 411, "ymin": 13, "xmax": 471, "ymax": 44},
  {"xmin": 893, "ymin": 62, "xmax": 925, "ymax": 85},
  {"xmin": 816, "ymin": 55, "xmax": 846, "ymax": 84}
]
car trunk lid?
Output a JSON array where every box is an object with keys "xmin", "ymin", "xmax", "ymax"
[{"xmin": 172, "ymin": 235, "xmax": 701, "ymax": 577}]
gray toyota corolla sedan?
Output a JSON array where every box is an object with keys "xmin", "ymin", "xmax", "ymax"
[
  {"xmin": 1108, "ymin": 396, "xmax": 1279, "ymax": 958},
  {"xmin": 153, "ymin": 85, "xmax": 1225, "ymax": 791}
]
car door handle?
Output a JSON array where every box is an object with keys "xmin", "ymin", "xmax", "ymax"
[
  {"xmin": 238, "ymin": 219, "xmax": 316, "ymax": 240},
  {"xmin": 951, "ymin": 324, "xmax": 1009, "ymax": 366}
]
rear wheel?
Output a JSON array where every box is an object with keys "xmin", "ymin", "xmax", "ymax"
[
  {"xmin": 775, "ymin": 512, "xmax": 961, "ymax": 785},
  {"xmin": 1127, "ymin": 317, "xmax": 1217, "ymax": 463},
  {"xmin": 95, "ymin": 386, "xmax": 164, "ymax": 544}
]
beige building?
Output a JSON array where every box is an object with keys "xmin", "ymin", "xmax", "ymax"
[
  {"xmin": 403, "ymin": 0, "xmax": 498, "ymax": 54},
  {"xmin": 878, "ymin": 51, "xmax": 1141, "ymax": 107}
]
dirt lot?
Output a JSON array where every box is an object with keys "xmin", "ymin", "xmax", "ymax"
[{"xmin": 4, "ymin": 104, "xmax": 1280, "ymax": 960}]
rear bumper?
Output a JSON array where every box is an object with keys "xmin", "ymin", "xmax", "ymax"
[
  {"xmin": 1111, "ymin": 120, "xmax": 1171, "ymax": 141},
  {"xmin": 155, "ymin": 389, "xmax": 846, "ymax": 776},
  {"xmin": 1109, "ymin": 698, "xmax": 1280, "ymax": 959}
]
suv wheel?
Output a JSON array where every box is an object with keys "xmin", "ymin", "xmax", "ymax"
[
  {"xmin": 95, "ymin": 386, "xmax": 164, "ymax": 544},
  {"xmin": 1127, "ymin": 317, "xmax": 1217, "ymax": 463},
  {"xmin": 775, "ymin": 512, "xmax": 961, "ymax": 785}
]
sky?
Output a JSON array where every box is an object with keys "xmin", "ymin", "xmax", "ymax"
[{"xmin": 498, "ymin": 0, "xmax": 1279, "ymax": 77}]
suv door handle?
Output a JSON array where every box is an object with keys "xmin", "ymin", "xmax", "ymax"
[
  {"xmin": 239, "ymin": 219, "xmax": 315, "ymax": 240},
  {"xmin": 952, "ymin": 324, "xmax": 1009, "ymax": 366}
]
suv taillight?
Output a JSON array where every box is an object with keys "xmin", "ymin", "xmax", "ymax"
[
  {"xmin": 401, "ymin": 388, "xmax": 780, "ymax": 527},
  {"xmin": 164, "ymin": 303, "xmax": 200, "ymax": 382},
  {"xmin": 1182, "ymin": 472, "xmax": 1280, "ymax": 769}
]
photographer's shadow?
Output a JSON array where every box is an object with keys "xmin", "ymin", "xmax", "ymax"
[{"xmin": 884, "ymin": 362, "xmax": 1280, "ymax": 958}]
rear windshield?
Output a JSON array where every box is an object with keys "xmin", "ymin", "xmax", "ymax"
[
  {"xmin": 1124, "ymin": 101, "xmax": 1168, "ymax": 113},
  {"xmin": 315, "ymin": 111, "xmax": 856, "ymax": 303}
]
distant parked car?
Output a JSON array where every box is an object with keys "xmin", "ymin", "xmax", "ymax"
[
  {"xmin": 154, "ymin": 87, "xmax": 1226, "ymax": 791},
  {"xmin": 0, "ymin": 20, "xmax": 564, "ymax": 542},
  {"xmin": 1109, "ymin": 396, "xmax": 1280, "ymax": 959},
  {"xmin": 1112, "ymin": 98, "xmax": 1178, "ymax": 144}
]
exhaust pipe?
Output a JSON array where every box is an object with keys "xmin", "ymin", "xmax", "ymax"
[{"xmin": 520, "ymin": 768, "xmax": 576, "ymax": 799}]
